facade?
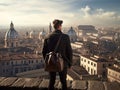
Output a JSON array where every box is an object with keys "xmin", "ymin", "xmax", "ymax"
[
  {"xmin": 5, "ymin": 22, "xmax": 19, "ymax": 48},
  {"xmin": 77, "ymin": 25, "xmax": 98, "ymax": 41},
  {"xmin": 77, "ymin": 25, "xmax": 97, "ymax": 36},
  {"xmin": 0, "ymin": 54, "xmax": 44, "ymax": 77},
  {"xmin": 80, "ymin": 55, "xmax": 115, "ymax": 76},
  {"xmin": 107, "ymin": 64, "xmax": 120, "ymax": 83}
]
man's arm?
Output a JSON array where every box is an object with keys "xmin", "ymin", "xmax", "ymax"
[
  {"xmin": 42, "ymin": 39, "xmax": 48, "ymax": 59},
  {"xmin": 65, "ymin": 35, "xmax": 73, "ymax": 68}
]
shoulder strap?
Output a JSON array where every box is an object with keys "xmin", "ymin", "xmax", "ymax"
[{"xmin": 54, "ymin": 34, "xmax": 62, "ymax": 52}]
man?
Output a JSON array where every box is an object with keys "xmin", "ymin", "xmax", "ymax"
[{"xmin": 42, "ymin": 19, "xmax": 73, "ymax": 90}]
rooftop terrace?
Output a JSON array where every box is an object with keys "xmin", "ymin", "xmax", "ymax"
[{"xmin": 0, "ymin": 77, "xmax": 120, "ymax": 90}]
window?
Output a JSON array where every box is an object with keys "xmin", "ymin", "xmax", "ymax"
[
  {"xmin": 3, "ymin": 69, "xmax": 5, "ymax": 73},
  {"xmin": 84, "ymin": 59, "xmax": 86, "ymax": 62},
  {"xmin": 24, "ymin": 61, "xmax": 26, "ymax": 64},
  {"xmin": 29, "ymin": 60, "xmax": 31, "ymax": 64},
  {"xmin": 11, "ymin": 61, "xmax": 13, "ymax": 65},
  {"xmin": 94, "ymin": 63, "xmax": 96, "ymax": 67},
  {"xmin": 88, "ymin": 61, "xmax": 90, "ymax": 64},
  {"xmin": 88, "ymin": 67, "xmax": 90, "ymax": 72},
  {"xmin": 6, "ymin": 62, "xmax": 9, "ymax": 65},
  {"xmin": 91, "ymin": 69, "xmax": 93, "ymax": 74},
  {"xmin": 91, "ymin": 62, "xmax": 93, "ymax": 65}
]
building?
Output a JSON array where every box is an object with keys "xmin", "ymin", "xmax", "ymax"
[
  {"xmin": 77, "ymin": 25, "xmax": 98, "ymax": 41},
  {"xmin": 39, "ymin": 29, "xmax": 46, "ymax": 42},
  {"xmin": 107, "ymin": 63, "xmax": 120, "ymax": 83},
  {"xmin": 4, "ymin": 22, "xmax": 19, "ymax": 48},
  {"xmin": 29, "ymin": 30, "xmax": 39, "ymax": 39},
  {"xmin": 16, "ymin": 68, "xmax": 49, "ymax": 78},
  {"xmin": 67, "ymin": 66, "xmax": 89, "ymax": 80},
  {"xmin": 49, "ymin": 23, "xmax": 52, "ymax": 33},
  {"xmin": 0, "ymin": 53, "xmax": 44, "ymax": 77},
  {"xmin": 67, "ymin": 27, "xmax": 77, "ymax": 42},
  {"xmin": 77, "ymin": 25, "xmax": 97, "ymax": 36},
  {"xmin": 80, "ymin": 55, "xmax": 115, "ymax": 76}
]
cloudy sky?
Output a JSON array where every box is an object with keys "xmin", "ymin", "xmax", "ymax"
[{"xmin": 0, "ymin": 0, "xmax": 120, "ymax": 27}]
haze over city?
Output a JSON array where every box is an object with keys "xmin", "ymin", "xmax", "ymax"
[{"xmin": 0, "ymin": 0, "xmax": 120, "ymax": 27}]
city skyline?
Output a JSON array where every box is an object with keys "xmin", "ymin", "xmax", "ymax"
[{"xmin": 0, "ymin": 0, "xmax": 120, "ymax": 26}]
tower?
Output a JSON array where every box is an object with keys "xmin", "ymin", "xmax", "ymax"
[
  {"xmin": 5, "ymin": 21, "xmax": 19, "ymax": 48},
  {"xmin": 49, "ymin": 23, "xmax": 52, "ymax": 33}
]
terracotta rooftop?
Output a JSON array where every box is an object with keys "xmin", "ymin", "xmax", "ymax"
[
  {"xmin": 0, "ymin": 77, "xmax": 120, "ymax": 90},
  {"xmin": 0, "ymin": 54, "xmax": 42, "ymax": 61},
  {"xmin": 81, "ymin": 55, "xmax": 115, "ymax": 62},
  {"xmin": 108, "ymin": 64, "xmax": 120, "ymax": 72}
]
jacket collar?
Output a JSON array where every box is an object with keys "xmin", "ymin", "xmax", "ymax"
[{"xmin": 53, "ymin": 30, "xmax": 62, "ymax": 34}]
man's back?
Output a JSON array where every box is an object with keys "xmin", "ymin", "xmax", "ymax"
[{"xmin": 42, "ymin": 30, "xmax": 72, "ymax": 68}]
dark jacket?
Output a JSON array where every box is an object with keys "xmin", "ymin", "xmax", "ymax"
[{"xmin": 42, "ymin": 30, "xmax": 73, "ymax": 68}]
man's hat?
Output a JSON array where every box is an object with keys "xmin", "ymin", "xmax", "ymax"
[{"xmin": 53, "ymin": 19, "xmax": 63, "ymax": 25}]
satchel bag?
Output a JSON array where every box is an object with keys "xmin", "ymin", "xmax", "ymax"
[{"xmin": 44, "ymin": 35, "xmax": 64, "ymax": 72}]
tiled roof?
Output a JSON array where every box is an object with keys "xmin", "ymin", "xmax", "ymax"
[{"xmin": 0, "ymin": 53, "xmax": 42, "ymax": 61}]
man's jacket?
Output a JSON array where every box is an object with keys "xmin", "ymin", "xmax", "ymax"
[{"xmin": 42, "ymin": 30, "xmax": 73, "ymax": 68}]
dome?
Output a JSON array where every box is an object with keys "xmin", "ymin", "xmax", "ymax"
[
  {"xmin": 5, "ymin": 22, "xmax": 19, "ymax": 40},
  {"xmin": 67, "ymin": 27, "xmax": 77, "ymax": 42},
  {"xmin": 67, "ymin": 27, "xmax": 77, "ymax": 36}
]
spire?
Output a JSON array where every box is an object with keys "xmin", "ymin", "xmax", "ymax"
[
  {"xmin": 10, "ymin": 21, "xmax": 14, "ymax": 29},
  {"xmin": 71, "ymin": 26, "xmax": 73, "ymax": 30},
  {"xmin": 49, "ymin": 23, "xmax": 52, "ymax": 33},
  {"xmin": 43, "ymin": 28, "xmax": 45, "ymax": 32}
]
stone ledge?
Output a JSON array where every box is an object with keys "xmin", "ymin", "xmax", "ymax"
[{"xmin": 0, "ymin": 77, "xmax": 120, "ymax": 90}]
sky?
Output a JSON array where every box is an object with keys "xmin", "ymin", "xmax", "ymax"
[{"xmin": 0, "ymin": 0, "xmax": 120, "ymax": 27}]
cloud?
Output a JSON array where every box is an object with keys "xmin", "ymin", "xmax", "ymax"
[
  {"xmin": 0, "ymin": 0, "xmax": 120, "ymax": 27},
  {"xmin": 75, "ymin": 5, "xmax": 120, "ymax": 26},
  {"xmin": 81, "ymin": 5, "xmax": 91, "ymax": 17}
]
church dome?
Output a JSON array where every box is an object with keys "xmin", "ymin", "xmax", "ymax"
[
  {"xmin": 67, "ymin": 27, "xmax": 77, "ymax": 42},
  {"xmin": 67, "ymin": 27, "xmax": 77, "ymax": 36},
  {"xmin": 5, "ymin": 22, "xmax": 19, "ymax": 40}
]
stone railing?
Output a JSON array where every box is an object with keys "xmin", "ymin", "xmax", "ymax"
[{"xmin": 0, "ymin": 77, "xmax": 120, "ymax": 90}]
